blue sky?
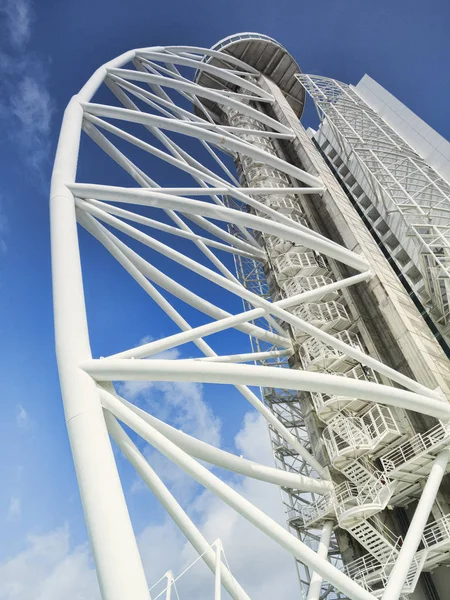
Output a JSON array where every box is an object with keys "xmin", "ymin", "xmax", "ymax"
[{"xmin": 0, "ymin": 0, "xmax": 449, "ymax": 597}]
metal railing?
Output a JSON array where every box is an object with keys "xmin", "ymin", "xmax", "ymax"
[
  {"xmin": 380, "ymin": 421, "xmax": 450, "ymax": 473},
  {"xmin": 345, "ymin": 553, "xmax": 382, "ymax": 582},
  {"xmin": 335, "ymin": 473, "xmax": 395, "ymax": 519},
  {"xmin": 422, "ymin": 513, "xmax": 450, "ymax": 548},
  {"xmin": 287, "ymin": 492, "xmax": 335, "ymax": 526},
  {"xmin": 273, "ymin": 250, "xmax": 328, "ymax": 279},
  {"xmin": 323, "ymin": 416, "xmax": 372, "ymax": 464},
  {"xmin": 299, "ymin": 330, "xmax": 364, "ymax": 371},
  {"xmin": 281, "ymin": 275, "xmax": 338, "ymax": 300}
]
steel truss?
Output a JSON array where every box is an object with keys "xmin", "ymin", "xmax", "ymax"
[
  {"xmin": 50, "ymin": 43, "xmax": 450, "ymax": 600},
  {"xmin": 298, "ymin": 75, "xmax": 450, "ymax": 335}
]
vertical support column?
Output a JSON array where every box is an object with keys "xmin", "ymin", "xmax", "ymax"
[
  {"xmin": 306, "ymin": 521, "xmax": 334, "ymax": 600},
  {"xmin": 165, "ymin": 571, "xmax": 174, "ymax": 600},
  {"xmin": 382, "ymin": 449, "xmax": 450, "ymax": 600},
  {"xmin": 215, "ymin": 540, "xmax": 222, "ymax": 600},
  {"xmin": 50, "ymin": 98, "xmax": 150, "ymax": 600}
]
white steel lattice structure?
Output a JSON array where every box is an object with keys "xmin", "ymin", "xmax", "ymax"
[
  {"xmin": 300, "ymin": 75, "xmax": 450, "ymax": 347},
  {"xmin": 50, "ymin": 34, "xmax": 450, "ymax": 600}
]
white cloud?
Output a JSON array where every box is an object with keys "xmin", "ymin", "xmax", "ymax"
[
  {"xmin": 0, "ymin": 0, "xmax": 53, "ymax": 172},
  {"xmin": 6, "ymin": 496, "xmax": 21, "ymax": 521},
  {"xmin": 118, "ymin": 347, "xmax": 222, "ymax": 447},
  {"xmin": 235, "ymin": 410, "xmax": 273, "ymax": 464},
  {"xmin": 0, "ymin": 0, "xmax": 32, "ymax": 47},
  {"xmin": 118, "ymin": 346, "xmax": 222, "ymax": 500},
  {"xmin": 11, "ymin": 75, "xmax": 53, "ymax": 168},
  {"xmin": 0, "ymin": 526, "xmax": 100, "ymax": 600},
  {"xmin": 16, "ymin": 405, "xmax": 28, "ymax": 429},
  {"xmin": 0, "ymin": 413, "xmax": 299, "ymax": 600}
]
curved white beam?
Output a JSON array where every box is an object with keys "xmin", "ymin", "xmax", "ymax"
[
  {"xmin": 81, "ymin": 102, "xmax": 323, "ymax": 187},
  {"xmin": 84, "ymin": 199, "xmax": 260, "ymax": 259},
  {"xmin": 162, "ymin": 46, "xmax": 261, "ymax": 74},
  {"xmin": 83, "ymin": 360, "xmax": 450, "ymax": 421},
  {"xmin": 71, "ymin": 184, "xmax": 369, "ymax": 271},
  {"xmin": 50, "ymin": 73, "xmax": 151, "ymax": 600},
  {"xmin": 101, "ymin": 388, "xmax": 333, "ymax": 494},
  {"xmin": 133, "ymin": 51, "xmax": 273, "ymax": 99},
  {"xmin": 102, "ymin": 70, "xmax": 287, "ymax": 134}
]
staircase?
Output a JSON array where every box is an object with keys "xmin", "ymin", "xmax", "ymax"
[
  {"xmin": 279, "ymin": 257, "xmax": 410, "ymax": 590},
  {"xmin": 346, "ymin": 517, "xmax": 399, "ymax": 564},
  {"xmin": 323, "ymin": 414, "xmax": 373, "ymax": 468},
  {"xmin": 380, "ymin": 421, "xmax": 450, "ymax": 481}
]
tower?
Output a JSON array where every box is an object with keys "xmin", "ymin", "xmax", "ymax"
[{"xmin": 50, "ymin": 33, "xmax": 450, "ymax": 600}]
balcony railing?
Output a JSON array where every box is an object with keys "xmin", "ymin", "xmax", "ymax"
[
  {"xmin": 299, "ymin": 330, "xmax": 364, "ymax": 372},
  {"xmin": 323, "ymin": 416, "xmax": 373, "ymax": 466},
  {"xmin": 310, "ymin": 366, "xmax": 379, "ymax": 421},
  {"xmin": 282, "ymin": 275, "xmax": 338, "ymax": 301},
  {"xmin": 290, "ymin": 300, "xmax": 351, "ymax": 335},
  {"xmin": 380, "ymin": 421, "xmax": 450, "ymax": 474},
  {"xmin": 422, "ymin": 513, "xmax": 450, "ymax": 548},
  {"xmin": 344, "ymin": 552, "xmax": 383, "ymax": 582},
  {"xmin": 273, "ymin": 251, "xmax": 328, "ymax": 282},
  {"xmin": 287, "ymin": 491, "xmax": 335, "ymax": 527}
]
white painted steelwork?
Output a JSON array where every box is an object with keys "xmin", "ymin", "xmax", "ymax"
[
  {"xmin": 50, "ymin": 37, "xmax": 450, "ymax": 600},
  {"xmin": 300, "ymin": 74, "xmax": 450, "ymax": 345}
]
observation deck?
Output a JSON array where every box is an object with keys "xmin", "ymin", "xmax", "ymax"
[{"xmin": 194, "ymin": 33, "xmax": 305, "ymax": 118}]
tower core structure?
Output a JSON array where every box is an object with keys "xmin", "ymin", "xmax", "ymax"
[{"xmin": 50, "ymin": 33, "xmax": 450, "ymax": 600}]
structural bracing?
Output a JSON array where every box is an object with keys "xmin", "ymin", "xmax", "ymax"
[{"xmin": 50, "ymin": 34, "xmax": 450, "ymax": 600}]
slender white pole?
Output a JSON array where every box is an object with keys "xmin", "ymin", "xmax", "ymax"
[
  {"xmin": 165, "ymin": 572, "xmax": 173, "ymax": 600},
  {"xmin": 306, "ymin": 521, "xmax": 334, "ymax": 600},
  {"xmin": 381, "ymin": 449, "xmax": 450, "ymax": 600},
  {"xmin": 193, "ymin": 348, "xmax": 292, "ymax": 363},
  {"xmin": 215, "ymin": 540, "xmax": 222, "ymax": 600}
]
